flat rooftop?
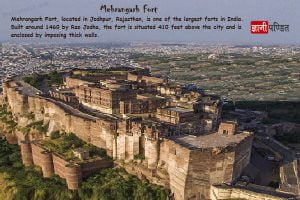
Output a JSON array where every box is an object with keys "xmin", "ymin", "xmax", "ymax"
[
  {"xmin": 161, "ymin": 106, "xmax": 193, "ymax": 113},
  {"xmin": 168, "ymin": 131, "xmax": 251, "ymax": 149},
  {"xmin": 137, "ymin": 93, "xmax": 163, "ymax": 100}
]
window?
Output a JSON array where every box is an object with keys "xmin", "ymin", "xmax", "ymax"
[{"xmin": 170, "ymin": 147, "xmax": 176, "ymax": 155}]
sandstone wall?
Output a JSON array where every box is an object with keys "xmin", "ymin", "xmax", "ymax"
[
  {"xmin": 53, "ymin": 154, "xmax": 112, "ymax": 190},
  {"xmin": 183, "ymin": 134, "xmax": 253, "ymax": 200},
  {"xmin": 5, "ymin": 81, "xmax": 253, "ymax": 200},
  {"xmin": 113, "ymin": 120, "xmax": 253, "ymax": 200},
  {"xmin": 162, "ymin": 140, "xmax": 191, "ymax": 200},
  {"xmin": 6, "ymin": 86, "xmax": 27, "ymax": 115},
  {"xmin": 65, "ymin": 77, "xmax": 92, "ymax": 88},
  {"xmin": 210, "ymin": 185, "xmax": 290, "ymax": 200},
  {"xmin": 74, "ymin": 85, "xmax": 137, "ymax": 114},
  {"xmin": 52, "ymin": 154, "xmax": 82, "ymax": 190},
  {"xmin": 20, "ymin": 141, "xmax": 33, "ymax": 166},
  {"xmin": 145, "ymin": 138, "xmax": 159, "ymax": 169},
  {"xmin": 116, "ymin": 134, "xmax": 140, "ymax": 161},
  {"xmin": 31, "ymin": 143, "xmax": 54, "ymax": 177},
  {"xmin": 156, "ymin": 108, "xmax": 198, "ymax": 125},
  {"xmin": 279, "ymin": 160, "xmax": 300, "ymax": 195},
  {"xmin": 81, "ymin": 159, "xmax": 113, "ymax": 177},
  {"xmin": 4, "ymin": 83, "xmax": 118, "ymax": 157},
  {"xmin": 127, "ymin": 73, "xmax": 164, "ymax": 85},
  {"xmin": 20, "ymin": 141, "xmax": 113, "ymax": 190},
  {"xmin": 52, "ymin": 153, "xmax": 71, "ymax": 179},
  {"xmin": 157, "ymin": 133, "xmax": 253, "ymax": 200},
  {"xmin": 49, "ymin": 91, "xmax": 78, "ymax": 105},
  {"xmin": 218, "ymin": 122, "xmax": 237, "ymax": 136},
  {"xmin": 184, "ymin": 148, "xmax": 236, "ymax": 199},
  {"xmin": 232, "ymin": 133, "xmax": 253, "ymax": 181},
  {"xmin": 64, "ymin": 164, "xmax": 82, "ymax": 190},
  {"xmin": 115, "ymin": 126, "xmax": 192, "ymax": 200},
  {"xmin": 119, "ymin": 97, "xmax": 166, "ymax": 114}
]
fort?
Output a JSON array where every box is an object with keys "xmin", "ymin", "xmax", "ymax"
[{"xmin": 1, "ymin": 68, "xmax": 254, "ymax": 199}]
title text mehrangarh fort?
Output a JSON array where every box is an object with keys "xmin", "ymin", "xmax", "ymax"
[{"xmin": 99, "ymin": 4, "xmax": 159, "ymax": 14}]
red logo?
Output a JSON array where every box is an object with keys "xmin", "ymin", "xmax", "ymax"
[{"xmin": 250, "ymin": 21, "xmax": 269, "ymax": 34}]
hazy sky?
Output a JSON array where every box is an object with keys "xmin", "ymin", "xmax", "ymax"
[{"xmin": 1, "ymin": 0, "xmax": 300, "ymax": 45}]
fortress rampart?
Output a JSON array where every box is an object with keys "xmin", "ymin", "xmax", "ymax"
[
  {"xmin": 3, "ymin": 80, "xmax": 253, "ymax": 199},
  {"xmin": 210, "ymin": 184, "xmax": 294, "ymax": 200},
  {"xmin": 20, "ymin": 141, "xmax": 113, "ymax": 190},
  {"xmin": 4, "ymin": 81, "xmax": 118, "ymax": 156},
  {"xmin": 158, "ymin": 133, "xmax": 254, "ymax": 200},
  {"xmin": 20, "ymin": 141, "xmax": 34, "ymax": 166},
  {"xmin": 31, "ymin": 143, "xmax": 54, "ymax": 177}
]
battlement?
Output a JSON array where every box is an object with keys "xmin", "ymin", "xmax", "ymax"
[
  {"xmin": 20, "ymin": 141, "xmax": 113, "ymax": 190},
  {"xmin": 2, "ymin": 72, "xmax": 253, "ymax": 199}
]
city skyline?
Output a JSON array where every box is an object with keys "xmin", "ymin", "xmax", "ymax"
[{"xmin": 1, "ymin": 0, "xmax": 300, "ymax": 44}]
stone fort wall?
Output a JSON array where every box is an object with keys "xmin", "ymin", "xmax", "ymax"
[
  {"xmin": 20, "ymin": 141, "xmax": 112, "ymax": 190},
  {"xmin": 210, "ymin": 184, "xmax": 291, "ymax": 200},
  {"xmin": 3, "ymin": 81, "xmax": 253, "ymax": 200},
  {"xmin": 4, "ymin": 81, "xmax": 118, "ymax": 156},
  {"xmin": 157, "ymin": 134, "xmax": 253, "ymax": 200}
]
